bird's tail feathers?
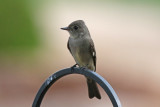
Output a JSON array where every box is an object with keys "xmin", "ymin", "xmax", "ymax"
[{"xmin": 87, "ymin": 78, "xmax": 101, "ymax": 99}]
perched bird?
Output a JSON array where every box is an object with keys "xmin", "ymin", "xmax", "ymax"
[{"xmin": 61, "ymin": 20, "xmax": 101, "ymax": 99}]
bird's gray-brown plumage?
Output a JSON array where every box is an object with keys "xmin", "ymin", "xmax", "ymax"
[{"xmin": 61, "ymin": 20, "xmax": 101, "ymax": 99}]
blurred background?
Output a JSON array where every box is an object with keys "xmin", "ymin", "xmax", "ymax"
[{"xmin": 0, "ymin": 0, "xmax": 160, "ymax": 107}]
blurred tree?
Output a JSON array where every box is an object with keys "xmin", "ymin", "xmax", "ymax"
[{"xmin": 0, "ymin": 0, "xmax": 39, "ymax": 53}]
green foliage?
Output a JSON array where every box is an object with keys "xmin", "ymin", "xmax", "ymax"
[{"xmin": 0, "ymin": 0, "xmax": 39, "ymax": 52}]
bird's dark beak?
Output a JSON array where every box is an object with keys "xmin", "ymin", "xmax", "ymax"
[{"xmin": 61, "ymin": 27, "xmax": 69, "ymax": 30}]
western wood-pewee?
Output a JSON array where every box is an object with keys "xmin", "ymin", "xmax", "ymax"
[{"xmin": 61, "ymin": 20, "xmax": 101, "ymax": 99}]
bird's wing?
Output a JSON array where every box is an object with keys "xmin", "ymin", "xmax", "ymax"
[{"xmin": 89, "ymin": 39, "xmax": 97, "ymax": 71}]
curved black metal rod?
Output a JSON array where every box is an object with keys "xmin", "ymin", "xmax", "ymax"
[{"xmin": 32, "ymin": 67, "xmax": 122, "ymax": 107}]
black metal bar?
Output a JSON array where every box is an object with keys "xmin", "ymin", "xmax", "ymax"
[{"xmin": 32, "ymin": 67, "xmax": 122, "ymax": 107}]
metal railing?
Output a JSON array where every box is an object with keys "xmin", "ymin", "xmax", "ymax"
[{"xmin": 32, "ymin": 67, "xmax": 122, "ymax": 107}]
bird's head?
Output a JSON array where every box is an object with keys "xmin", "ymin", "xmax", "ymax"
[{"xmin": 61, "ymin": 20, "xmax": 90, "ymax": 38}]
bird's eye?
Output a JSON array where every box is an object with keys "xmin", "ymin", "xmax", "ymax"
[{"xmin": 73, "ymin": 26, "xmax": 78, "ymax": 30}]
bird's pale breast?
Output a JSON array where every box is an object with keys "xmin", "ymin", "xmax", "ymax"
[{"xmin": 69, "ymin": 37, "xmax": 95, "ymax": 71}]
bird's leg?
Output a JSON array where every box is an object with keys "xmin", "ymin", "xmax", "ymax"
[
  {"xmin": 79, "ymin": 64, "xmax": 89, "ymax": 71},
  {"xmin": 71, "ymin": 63, "xmax": 78, "ymax": 72},
  {"xmin": 71, "ymin": 63, "xmax": 78, "ymax": 68},
  {"xmin": 80, "ymin": 67, "xmax": 87, "ymax": 71}
]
